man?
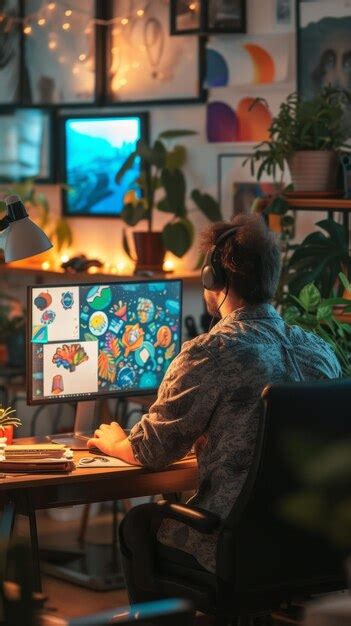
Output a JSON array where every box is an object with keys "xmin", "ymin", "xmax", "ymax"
[{"xmin": 88, "ymin": 214, "xmax": 340, "ymax": 598}]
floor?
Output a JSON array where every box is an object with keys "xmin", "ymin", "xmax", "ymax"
[{"xmin": 15, "ymin": 504, "xmax": 129, "ymax": 621}]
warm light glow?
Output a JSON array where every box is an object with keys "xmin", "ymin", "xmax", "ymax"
[
  {"xmin": 48, "ymin": 2, "xmax": 56, "ymax": 9},
  {"xmin": 119, "ymin": 78, "xmax": 127, "ymax": 86},
  {"xmin": 62, "ymin": 22, "xmax": 71, "ymax": 30},
  {"xmin": 38, "ymin": 18, "xmax": 46, "ymax": 26},
  {"xmin": 136, "ymin": 9, "xmax": 144, "ymax": 16},
  {"xmin": 65, "ymin": 9, "xmax": 72, "ymax": 16},
  {"xmin": 0, "ymin": 15, "xmax": 4, "ymax": 23},
  {"xmin": 116, "ymin": 260, "xmax": 127, "ymax": 274},
  {"xmin": 111, "ymin": 47, "xmax": 119, "ymax": 55},
  {"xmin": 132, "ymin": 61, "xmax": 140, "ymax": 69},
  {"xmin": 23, "ymin": 25, "xmax": 32, "ymax": 35},
  {"xmin": 163, "ymin": 258, "xmax": 175, "ymax": 272},
  {"xmin": 84, "ymin": 26, "xmax": 92, "ymax": 34},
  {"xmin": 72, "ymin": 66, "xmax": 80, "ymax": 74},
  {"xmin": 41, "ymin": 261, "xmax": 51, "ymax": 271},
  {"xmin": 189, "ymin": 2, "xmax": 196, "ymax": 10},
  {"xmin": 60, "ymin": 254, "xmax": 69, "ymax": 264},
  {"xmin": 79, "ymin": 53, "xmax": 87, "ymax": 61},
  {"xmin": 48, "ymin": 40, "xmax": 57, "ymax": 50},
  {"xmin": 121, "ymin": 17, "xmax": 129, "ymax": 25},
  {"xmin": 87, "ymin": 266, "xmax": 99, "ymax": 274}
]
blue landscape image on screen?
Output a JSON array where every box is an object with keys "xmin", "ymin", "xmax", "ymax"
[{"xmin": 65, "ymin": 117, "xmax": 142, "ymax": 215}]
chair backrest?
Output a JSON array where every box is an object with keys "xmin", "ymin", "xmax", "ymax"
[{"xmin": 217, "ymin": 379, "xmax": 350, "ymax": 598}]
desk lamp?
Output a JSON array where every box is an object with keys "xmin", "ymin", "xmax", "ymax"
[{"xmin": 0, "ymin": 194, "xmax": 52, "ymax": 262}]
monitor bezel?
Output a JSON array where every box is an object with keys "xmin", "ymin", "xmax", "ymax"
[
  {"xmin": 59, "ymin": 111, "xmax": 149, "ymax": 218},
  {"xmin": 27, "ymin": 278, "xmax": 183, "ymax": 406}
]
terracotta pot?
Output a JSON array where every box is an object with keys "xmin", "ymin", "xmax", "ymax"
[
  {"xmin": 133, "ymin": 232, "xmax": 165, "ymax": 272},
  {"xmin": 0, "ymin": 425, "xmax": 13, "ymax": 444},
  {"xmin": 287, "ymin": 151, "xmax": 339, "ymax": 192}
]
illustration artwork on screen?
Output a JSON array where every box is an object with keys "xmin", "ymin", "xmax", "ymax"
[{"xmin": 30, "ymin": 281, "xmax": 182, "ymax": 400}]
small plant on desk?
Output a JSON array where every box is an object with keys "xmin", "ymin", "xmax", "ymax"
[{"xmin": 0, "ymin": 406, "xmax": 22, "ymax": 444}]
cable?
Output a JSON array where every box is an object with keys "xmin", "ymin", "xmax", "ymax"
[{"xmin": 208, "ymin": 282, "xmax": 229, "ymax": 332}]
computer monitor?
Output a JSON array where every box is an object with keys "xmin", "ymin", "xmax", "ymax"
[{"xmin": 27, "ymin": 279, "xmax": 182, "ymax": 447}]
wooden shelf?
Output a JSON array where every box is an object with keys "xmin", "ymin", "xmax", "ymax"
[
  {"xmin": 259, "ymin": 197, "xmax": 351, "ymax": 211},
  {"xmin": 0, "ymin": 263, "xmax": 201, "ymax": 285}
]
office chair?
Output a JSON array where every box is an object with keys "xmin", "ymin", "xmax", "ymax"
[{"xmin": 120, "ymin": 379, "xmax": 350, "ymax": 626}]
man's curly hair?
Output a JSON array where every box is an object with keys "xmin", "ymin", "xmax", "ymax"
[{"xmin": 200, "ymin": 214, "xmax": 281, "ymax": 304}]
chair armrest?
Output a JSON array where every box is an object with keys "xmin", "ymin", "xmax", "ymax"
[{"xmin": 155, "ymin": 500, "xmax": 220, "ymax": 534}]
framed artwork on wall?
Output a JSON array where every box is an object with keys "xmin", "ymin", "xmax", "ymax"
[
  {"xmin": 106, "ymin": 0, "xmax": 206, "ymax": 105},
  {"xmin": 59, "ymin": 112, "xmax": 149, "ymax": 217},
  {"xmin": 217, "ymin": 152, "xmax": 290, "ymax": 220},
  {"xmin": 298, "ymin": 0, "xmax": 351, "ymax": 100},
  {"xmin": 0, "ymin": 108, "xmax": 54, "ymax": 182},
  {"xmin": 22, "ymin": 0, "xmax": 98, "ymax": 105},
  {"xmin": 0, "ymin": 0, "xmax": 21, "ymax": 104},
  {"xmin": 170, "ymin": 0, "xmax": 246, "ymax": 35}
]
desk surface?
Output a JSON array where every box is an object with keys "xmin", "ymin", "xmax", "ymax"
[{"xmin": 0, "ymin": 445, "xmax": 198, "ymax": 511}]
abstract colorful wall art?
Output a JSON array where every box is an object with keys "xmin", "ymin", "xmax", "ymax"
[{"xmin": 205, "ymin": 34, "xmax": 289, "ymax": 88}]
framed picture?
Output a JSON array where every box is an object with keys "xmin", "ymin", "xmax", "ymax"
[
  {"xmin": 22, "ymin": 0, "xmax": 98, "ymax": 105},
  {"xmin": 106, "ymin": 0, "xmax": 206, "ymax": 105},
  {"xmin": 0, "ymin": 108, "xmax": 54, "ymax": 182},
  {"xmin": 0, "ymin": 0, "xmax": 21, "ymax": 104},
  {"xmin": 298, "ymin": 0, "xmax": 351, "ymax": 100},
  {"xmin": 217, "ymin": 152, "xmax": 291, "ymax": 219},
  {"xmin": 59, "ymin": 112, "xmax": 149, "ymax": 217},
  {"xmin": 170, "ymin": 0, "xmax": 246, "ymax": 35}
]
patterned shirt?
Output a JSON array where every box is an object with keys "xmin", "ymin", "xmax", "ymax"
[{"xmin": 129, "ymin": 303, "xmax": 341, "ymax": 573}]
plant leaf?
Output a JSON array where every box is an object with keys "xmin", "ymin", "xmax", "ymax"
[
  {"xmin": 162, "ymin": 218, "xmax": 194, "ymax": 257},
  {"xmin": 191, "ymin": 189, "xmax": 222, "ymax": 221},
  {"xmin": 115, "ymin": 151, "xmax": 137, "ymax": 183},
  {"xmin": 158, "ymin": 130, "xmax": 197, "ymax": 139}
]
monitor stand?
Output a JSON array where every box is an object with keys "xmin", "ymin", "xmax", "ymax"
[{"xmin": 50, "ymin": 401, "xmax": 96, "ymax": 449}]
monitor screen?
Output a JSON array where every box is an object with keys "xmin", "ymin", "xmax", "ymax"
[
  {"xmin": 60, "ymin": 113, "xmax": 148, "ymax": 216},
  {"xmin": 27, "ymin": 280, "xmax": 182, "ymax": 404}
]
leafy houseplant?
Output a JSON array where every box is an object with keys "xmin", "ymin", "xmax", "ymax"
[
  {"xmin": 247, "ymin": 87, "xmax": 351, "ymax": 193},
  {"xmin": 0, "ymin": 294, "xmax": 25, "ymax": 367},
  {"xmin": 115, "ymin": 130, "xmax": 222, "ymax": 271},
  {"xmin": 284, "ymin": 275, "xmax": 351, "ymax": 376},
  {"xmin": 0, "ymin": 406, "xmax": 22, "ymax": 444}
]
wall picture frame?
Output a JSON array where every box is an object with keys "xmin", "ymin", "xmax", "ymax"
[
  {"xmin": 106, "ymin": 0, "xmax": 206, "ymax": 105},
  {"xmin": 298, "ymin": 0, "xmax": 351, "ymax": 101},
  {"xmin": 0, "ymin": 0, "xmax": 21, "ymax": 104},
  {"xmin": 170, "ymin": 0, "xmax": 246, "ymax": 35},
  {"xmin": 0, "ymin": 108, "xmax": 54, "ymax": 182},
  {"xmin": 22, "ymin": 0, "xmax": 99, "ymax": 105},
  {"xmin": 217, "ymin": 152, "xmax": 290, "ymax": 219}
]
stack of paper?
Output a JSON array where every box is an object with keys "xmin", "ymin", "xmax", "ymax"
[{"xmin": 0, "ymin": 444, "xmax": 75, "ymax": 473}]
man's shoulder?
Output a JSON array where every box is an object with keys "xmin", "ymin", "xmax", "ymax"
[{"xmin": 182, "ymin": 332, "xmax": 229, "ymax": 359}]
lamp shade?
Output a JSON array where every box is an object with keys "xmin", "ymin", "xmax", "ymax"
[
  {"xmin": 0, "ymin": 194, "xmax": 53, "ymax": 262},
  {"xmin": 0, "ymin": 216, "xmax": 53, "ymax": 263}
]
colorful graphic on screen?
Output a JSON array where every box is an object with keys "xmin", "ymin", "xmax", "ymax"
[
  {"xmin": 64, "ymin": 116, "xmax": 144, "ymax": 216},
  {"xmin": 30, "ymin": 281, "xmax": 182, "ymax": 401}
]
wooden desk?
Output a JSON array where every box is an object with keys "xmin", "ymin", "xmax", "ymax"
[{"xmin": 0, "ymin": 447, "xmax": 198, "ymax": 592}]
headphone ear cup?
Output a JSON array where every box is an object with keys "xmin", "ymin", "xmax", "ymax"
[{"xmin": 202, "ymin": 249, "xmax": 226, "ymax": 291}]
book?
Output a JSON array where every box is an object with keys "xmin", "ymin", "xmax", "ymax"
[{"xmin": 0, "ymin": 458, "xmax": 75, "ymax": 473}]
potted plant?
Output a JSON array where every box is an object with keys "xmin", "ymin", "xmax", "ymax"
[
  {"xmin": 115, "ymin": 130, "xmax": 222, "ymax": 272},
  {"xmin": 284, "ymin": 275, "xmax": 351, "ymax": 376},
  {"xmin": 0, "ymin": 406, "xmax": 22, "ymax": 444},
  {"xmin": 247, "ymin": 87, "xmax": 351, "ymax": 193}
]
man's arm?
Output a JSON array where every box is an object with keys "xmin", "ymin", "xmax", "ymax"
[{"xmin": 88, "ymin": 338, "xmax": 221, "ymax": 468}]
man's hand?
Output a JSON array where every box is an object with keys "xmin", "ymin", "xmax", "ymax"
[{"xmin": 87, "ymin": 422, "xmax": 127, "ymax": 456}]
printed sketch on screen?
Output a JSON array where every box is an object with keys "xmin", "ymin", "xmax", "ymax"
[
  {"xmin": 106, "ymin": 0, "xmax": 204, "ymax": 104},
  {"xmin": 30, "ymin": 281, "xmax": 182, "ymax": 401},
  {"xmin": 23, "ymin": 0, "xmax": 95, "ymax": 104},
  {"xmin": 205, "ymin": 34, "xmax": 290, "ymax": 88}
]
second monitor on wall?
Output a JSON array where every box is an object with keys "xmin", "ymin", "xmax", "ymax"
[{"xmin": 59, "ymin": 112, "xmax": 149, "ymax": 218}]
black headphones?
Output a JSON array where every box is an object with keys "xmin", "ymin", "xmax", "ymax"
[{"xmin": 201, "ymin": 227, "xmax": 240, "ymax": 291}]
